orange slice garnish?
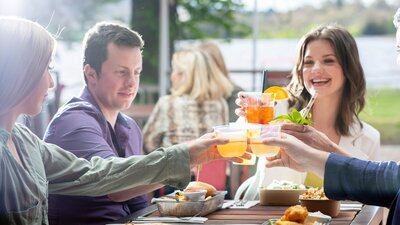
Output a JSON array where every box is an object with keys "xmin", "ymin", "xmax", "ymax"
[{"xmin": 264, "ymin": 86, "xmax": 289, "ymax": 100}]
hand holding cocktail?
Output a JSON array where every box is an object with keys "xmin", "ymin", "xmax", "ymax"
[
  {"xmin": 241, "ymin": 92, "xmax": 275, "ymax": 124},
  {"xmin": 213, "ymin": 124, "xmax": 248, "ymax": 158},
  {"xmin": 233, "ymin": 86, "xmax": 291, "ymax": 158}
]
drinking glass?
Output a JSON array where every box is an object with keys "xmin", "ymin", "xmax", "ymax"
[
  {"xmin": 213, "ymin": 124, "xmax": 247, "ymax": 158},
  {"xmin": 243, "ymin": 92, "xmax": 276, "ymax": 124},
  {"xmin": 248, "ymin": 124, "xmax": 281, "ymax": 157}
]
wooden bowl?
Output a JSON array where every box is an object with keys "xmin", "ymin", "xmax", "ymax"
[
  {"xmin": 300, "ymin": 199, "xmax": 340, "ymax": 217},
  {"xmin": 258, "ymin": 188, "xmax": 307, "ymax": 206}
]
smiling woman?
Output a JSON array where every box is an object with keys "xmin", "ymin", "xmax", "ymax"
[{"xmin": 235, "ymin": 24, "xmax": 381, "ymax": 201}]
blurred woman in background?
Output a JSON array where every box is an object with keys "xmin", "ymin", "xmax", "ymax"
[
  {"xmin": 199, "ymin": 41, "xmax": 244, "ymax": 122},
  {"xmin": 143, "ymin": 47, "xmax": 233, "ymax": 195}
]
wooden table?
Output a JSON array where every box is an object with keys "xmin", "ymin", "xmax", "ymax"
[{"xmin": 114, "ymin": 201, "xmax": 383, "ymax": 225}]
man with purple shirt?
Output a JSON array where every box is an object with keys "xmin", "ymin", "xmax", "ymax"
[{"xmin": 44, "ymin": 22, "xmax": 161, "ymax": 225}]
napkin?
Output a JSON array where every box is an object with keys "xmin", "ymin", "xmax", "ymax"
[
  {"xmin": 132, "ymin": 216, "xmax": 208, "ymax": 223},
  {"xmin": 223, "ymin": 200, "xmax": 259, "ymax": 209},
  {"xmin": 340, "ymin": 203, "xmax": 363, "ymax": 211}
]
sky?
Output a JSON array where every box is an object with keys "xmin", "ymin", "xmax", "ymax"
[{"xmin": 243, "ymin": 0, "xmax": 398, "ymax": 12}]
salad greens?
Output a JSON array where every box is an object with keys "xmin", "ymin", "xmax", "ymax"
[{"xmin": 273, "ymin": 108, "xmax": 314, "ymax": 125}]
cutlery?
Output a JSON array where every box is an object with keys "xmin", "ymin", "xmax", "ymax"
[{"xmin": 300, "ymin": 87, "xmax": 317, "ymax": 118}]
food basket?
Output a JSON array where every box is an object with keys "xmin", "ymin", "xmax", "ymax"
[{"xmin": 151, "ymin": 191, "xmax": 227, "ymax": 217}]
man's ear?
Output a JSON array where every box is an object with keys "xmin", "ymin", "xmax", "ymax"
[{"xmin": 84, "ymin": 64, "xmax": 97, "ymax": 84}]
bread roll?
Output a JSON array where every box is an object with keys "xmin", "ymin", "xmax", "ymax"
[{"xmin": 184, "ymin": 181, "xmax": 217, "ymax": 197}]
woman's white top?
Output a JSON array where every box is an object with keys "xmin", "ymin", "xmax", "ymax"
[{"xmin": 236, "ymin": 120, "xmax": 381, "ymax": 200}]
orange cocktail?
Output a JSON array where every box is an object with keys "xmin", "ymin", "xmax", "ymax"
[
  {"xmin": 244, "ymin": 92, "xmax": 275, "ymax": 124},
  {"xmin": 249, "ymin": 139, "xmax": 280, "ymax": 156},
  {"xmin": 214, "ymin": 125, "xmax": 247, "ymax": 158},
  {"xmin": 245, "ymin": 105, "xmax": 274, "ymax": 124},
  {"xmin": 248, "ymin": 124, "xmax": 281, "ymax": 157}
]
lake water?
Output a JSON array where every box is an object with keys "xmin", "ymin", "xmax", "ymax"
[
  {"xmin": 55, "ymin": 37, "xmax": 400, "ymax": 102},
  {"xmin": 205, "ymin": 37, "xmax": 400, "ymax": 91}
]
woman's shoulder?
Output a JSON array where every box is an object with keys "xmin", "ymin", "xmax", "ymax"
[
  {"xmin": 14, "ymin": 123, "xmax": 34, "ymax": 135},
  {"xmin": 359, "ymin": 121, "xmax": 380, "ymax": 142},
  {"xmin": 339, "ymin": 120, "xmax": 380, "ymax": 160},
  {"xmin": 153, "ymin": 95, "xmax": 177, "ymax": 107},
  {"xmin": 202, "ymin": 98, "xmax": 229, "ymax": 109},
  {"xmin": 13, "ymin": 123, "xmax": 41, "ymax": 145}
]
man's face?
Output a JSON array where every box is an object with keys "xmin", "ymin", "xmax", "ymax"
[{"xmin": 88, "ymin": 43, "xmax": 142, "ymax": 115}]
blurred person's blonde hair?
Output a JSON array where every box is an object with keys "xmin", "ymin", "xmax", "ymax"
[
  {"xmin": 0, "ymin": 17, "xmax": 55, "ymax": 117},
  {"xmin": 171, "ymin": 48, "xmax": 233, "ymax": 102},
  {"xmin": 199, "ymin": 41, "xmax": 229, "ymax": 77}
]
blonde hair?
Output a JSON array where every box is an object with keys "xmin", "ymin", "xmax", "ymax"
[
  {"xmin": 0, "ymin": 17, "xmax": 55, "ymax": 116},
  {"xmin": 199, "ymin": 41, "xmax": 229, "ymax": 77},
  {"xmin": 171, "ymin": 48, "xmax": 233, "ymax": 102}
]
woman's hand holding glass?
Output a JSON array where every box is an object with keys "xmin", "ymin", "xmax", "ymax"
[
  {"xmin": 234, "ymin": 92, "xmax": 275, "ymax": 123},
  {"xmin": 280, "ymin": 123, "xmax": 350, "ymax": 157},
  {"xmin": 261, "ymin": 133, "xmax": 329, "ymax": 177}
]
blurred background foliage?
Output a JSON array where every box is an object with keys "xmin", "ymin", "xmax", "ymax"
[
  {"xmin": 130, "ymin": 0, "xmax": 251, "ymax": 83},
  {"xmin": 248, "ymin": 0, "xmax": 396, "ymax": 38},
  {"xmin": 1, "ymin": 0, "xmax": 399, "ymax": 143},
  {"xmin": 1, "ymin": 0, "xmax": 396, "ymax": 83}
]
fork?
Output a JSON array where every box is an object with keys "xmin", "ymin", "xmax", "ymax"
[
  {"xmin": 234, "ymin": 199, "xmax": 248, "ymax": 207},
  {"xmin": 300, "ymin": 88, "xmax": 317, "ymax": 118}
]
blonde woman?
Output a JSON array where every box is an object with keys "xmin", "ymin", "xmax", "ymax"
[
  {"xmin": 143, "ymin": 47, "xmax": 233, "ymax": 192},
  {"xmin": 199, "ymin": 41, "xmax": 244, "ymax": 122},
  {"xmin": 199, "ymin": 41, "xmax": 248, "ymax": 197},
  {"xmin": 0, "ymin": 17, "xmax": 236, "ymax": 224}
]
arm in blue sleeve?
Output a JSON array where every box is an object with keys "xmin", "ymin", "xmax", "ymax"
[{"xmin": 324, "ymin": 153, "xmax": 400, "ymax": 207}]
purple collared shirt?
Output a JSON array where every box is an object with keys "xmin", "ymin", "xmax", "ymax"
[{"xmin": 44, "ymin": 87, "xmax": 147, "ymax": 225}]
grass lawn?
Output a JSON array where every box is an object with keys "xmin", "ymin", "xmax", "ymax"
[{"xmin": 360, "ymin": 88, "xmax": 400, "ymax": 144}]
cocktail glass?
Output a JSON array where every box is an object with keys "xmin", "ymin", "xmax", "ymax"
[
  {"xmin": 243, "ymin": 92, "xmax": 276, "ymax": 124},
  {"xmin": 248, "ymin": 124, "xmax": 281, "ymax": 157},
  {"xmin": 214, "ymin": 124, "xmax": 247, "ymax": 158}
]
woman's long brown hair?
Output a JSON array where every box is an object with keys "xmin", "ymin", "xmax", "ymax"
[{"xmin": 287, "ymin": 24, "xmax": 366, "ymax": 135}]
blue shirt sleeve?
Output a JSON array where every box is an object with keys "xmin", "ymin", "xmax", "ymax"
[{"xmin": 324, "ymin": 153, "xmax": 400, "ymax": 208}]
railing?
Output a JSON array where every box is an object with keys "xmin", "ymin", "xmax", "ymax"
[
  {"xmin": 131, "ymin": 69, "xmax": 291, "ymax": 106},
  {"xmin": 127, "ymin": 70, "xmax": 291, "ymax": 128},
  {"xmin": 229, "ymin": 69, "xmax": 291, "ymax": 91},
  {"xmin": 27, "ymin": 69, "xmax": 292, "ymax": 134}
]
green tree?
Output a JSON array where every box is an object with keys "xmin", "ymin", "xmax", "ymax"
[{"xmin": 131, "ymin": 0, "xmax": 250, "ymax": 84}]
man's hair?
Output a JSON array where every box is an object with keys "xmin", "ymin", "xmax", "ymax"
[
  {"xmin": 394, "ymin": 8, "xmax": 400, "ymax": 28},
  {"xmin": 82, "ymin": 21, "xmax": 144, "ymax": 83}
]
